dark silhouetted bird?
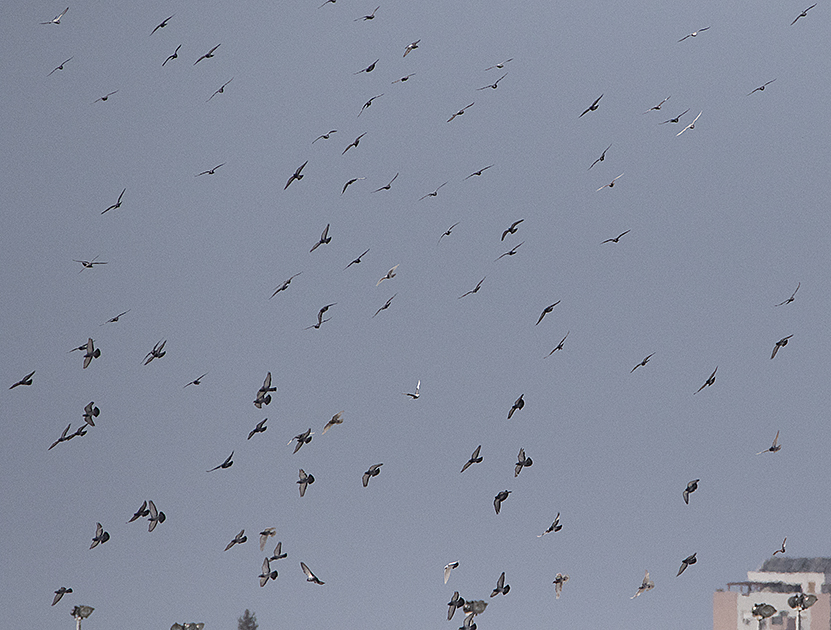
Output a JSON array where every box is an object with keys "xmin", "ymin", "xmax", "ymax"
[
  {"xmin": 748, "ymin": 80, "xmax": 776, "ymax": 96},
  {"xmin": 143, "ymin": 340, "xmax": 165, "ymax": 365},
  {"xmin": 631, "ymin": 354, "xmax": 654, "ymax": 373},
  {"xmin": 254, "ymin": 371, "xmax": 277, "ymax": 408},
  {"xmin": 644, "ymin": 96, "xmax": 670, "ymax": 113},
  {"xmin": 515, "ymin": 448, "xmax": 533, "ymax": 477},
  {"xmin": 162, "ymin": 45, "xmax": 181, "ymax": 66},
  {"xmin": 775, "ymin": 283, "xmax": 800, "ymax": 306},
  {"xmin": 491, "ymin": 572, "xmax": 510, "ymax": 596},
  {"xmin": 419, "ymin": 182, "xmax": 447, "ymax": 200},
  {"xmin": 151, "ymin": 14, "xmax": 174, "ymax": 35},
  {"xmin": 589, "ymin": 143, "xmax": 612, "ymax": 169},
  {"xmin": 536, "ymin": 302, "xmax": 560, "ymax": 325},
  {"xmin": 270, "ymin": 273, "xmax": 301, "ymax": 298},
  {"xmin": 93, "ymin": 91, "xmax": 118, "ymax": 104},
  {"xmin": 507, "ymin": 394, "xmax": 524, "ymax": 419},
  {"xmin": 683, "ymin": 479, "xmax": 699, "ymax": 504},
  {"xmin": 41, "ymin": 7, "xmax": 69, "ymax": 25},
  {"xmin": 101, "ymin": 188, "xmax": 126, "ymax": 214},
  {"xmin": 196, "ymin": 163, "xmax": 225, "ymax": 176},
  {"xmin": 312, "ymin": 130, "xmax": 337, "ymax": 144},
  {"xmin": 284, "ymin": 161, "xmax": 308, "ymax": 189},
  {"xmin": 678, "ymin": 27, "xmax": 710, "ymax": 42},
  {"xmin": 677, "ymin": 553, "xmax": 697, "ymax": 576},
  {"xmin": 52, "ymin": 586, "xmax": 73, "ymax": 606},
  {"xmin": 773, "ymin": 537, "xmax": 786, "ymax": 555},
  {"xmin": 496, "ymin": 241, "xmax": 524, "ymax": 261},
  {"xmin": 342, "ymin": 133, "xmax": 367, "ymax": 154},
  {"xmin": 373, "ymin": 294, "xmax": 396, "ymax": 318},
  {"xmin": 48, "ymin": 57, "xmax": 73, "ymax": 75},
  {"xmin": 477, "ymin": 73, "xmax": 507, "ymax": 90},
  {"xmin": 660, "ymin": 108, "xmax": 690, "ymax": 124},
  {"xmin": 546, "ymin": 332, "xmax": 569, "ymax": 357},
  {"xmin": 771, "ymin": 335, "xmax": 793, "ymax": 359},
  {"xmin": 538, "ymin": 513, "xmax": 562, "ymax": 537},
  {"xmin": 501, "ymin": 219, "xmax": 524, "ymax": 240},
  {"xmin": 461, "ymin": 445, "xmax": 482, "ymax": 473},
  {"xmin": 207, "ymin": 78, "xmax": 233, "ymax": 102},
  {"xmin": 90, "ymin": 523, "xmax": 110, "ymax": 549},
  {"xmin": 354, "ymin": 59, "xmax": 379, "ymax": 74},
  {"xmin": 82, "ymin": 401, "xmax": 99, "ymax": 427},
  {"xmin": 579, "ymin": 94, "xmax": 602, "ymax": 117},
  {"xmin": 248, "ymin": 418, "xmax": 268, "ymax": 440},
  {"xmin": 362, "ymin": 463, "xmax": 383, "ymax": 487},
  {"xmin": 694, "ymin": 367, "xmax": 717, "ymax": 394},
  {"xmin": 358, "ymin": 94, "xmax": 383, "ymax": 116},
  {"xmin": 493, "ymin": 490, "xmax": 511, "ymax": 514},
  {"xmin": 355, "ymin": 6, "xmax": 379, "ymax": 20},
  {"xmin": 322, "ymin": 411, "xmax": 344, "ymax": 434},
  {"xmin": 602, "ymin": 229, "xmax": 630, "ymax": 244},
  {"xmin": 147, "ymin": 500, "xmax": 165, "ymax": 532},
  {"xmin": 194, "ymin": 44, "xmax": 220, "ymax": 65},
  {"xmin": 310, "ymin": 224, "xmax": 331, "ymax": 252},
  {"xmin": 448, "ymin": 103, "xmax": 474, "ymax": 122},
  {"xmin": 259, "ymin": 557, "xmax": 278, "ymax": 587},
  {"xmin": 290, "ymin": 429, "xmax": 313, "ymax": 454},
  {"xmin": 459, "ymin": 277, "xmax": 485, "ymax": 299},
  {"xmin": 465, "ymin": 165, "xmax": 493, "ymax": 179},
  {"xmin": 345, "ymin": 249, "xmax": 370, "ymax": 269},
  {"xmin": 9, "ymin": 370, "xmax": 35, "ymax": 389},
  {"xmin": 791, "ymin": 4, "xmax": 817, "ymax": 25},
  {"xmin": 297, "ymin": 469, "xmax": 315, "ymax": 497},
  {"xmin": 128, "ymin": 501, "xmax": 150, "ymax": 523},
  {"xmin": 207, "ymin": 451, "xmax": 234, "ymax": 472},
  {"xmin": 83, "ymin": 339, "xmax": 101, "ymax": 369},
  {"xmin": 372, "ymin": 173, "xmax": 398, "ymax": 192},
  {"xmin": 448, "ymin": 591, "xmax": 465, "ymax": 620},
  {"xmin": 102, "ymin": 310, "xmax": 129, "ymax": 325},
  {"xmin": 342, "ymin": 177, "xmax": 365, "ymax": 194},
  {"xmin": 184, "ymin": 373, "xmax": 208, "ymax": 388},
  {"xmin": 48, "ymin": 424, "xmax": 72, "ymax": 450},
  {"xmin": 403, "ymin": 40, "xmax": 420, "ymax": 56},
  {"xmin": 224, "ymin": 529, "xmax": 246, "ymax": 551},
  {"xmin": 757, "ymin": 430, "xmax": 781, "ymax": 455},
  {"xmin": 270, "ymin": 541, "xmax": 287, "ymax": 561}
]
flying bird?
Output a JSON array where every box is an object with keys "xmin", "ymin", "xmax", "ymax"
[
  {"xmin": 546, "ymin": 331, "xmax": 569, "ymax": 356},
  {"xmin": 447, "ymin": 103, "xmax": 474, "ymax": 122},
  {"xmin": 297, "ymin": 469, "xmax": 315, "ymax": 497},
  {"xmin": 465, "ymin": 165, "xmax": 493, "ymax": 179},
  {"xmin": 486, "ymin": 58, "xmax": 513, "ymax": 70},
  {"xmin": 596, "ymin": 173, "xmax": 624, "ymax": 191},
  {"xmin": 459, "ymin": 277, "xmax": 486, "ymax": 299},
  {"xmin": 683, "ymin": 479, "xmax": 699, "ymax": 504},
  {"xmin": 631, "ymin": 353, "xmax": 654, "ymax": 373},
  {"xmin": 589, "ymin": 144, "xmax": 612, "ymax": 169},
  {"xmin": 151, "ymin": 14, "xmax": 174, "ymax": 35},
  {"xmin": 322, "ymin": 411, "xmax": 344, "ymax": 434},
  {"xmin": 345, "ymin": 250, "xmax": 369, "ymax": 269},
  {"xmin": 52, "ymin": 587, "xmax": 73, "ymax": 606},
  {"xmin": 372, "ymin": 173, "xmax": 398, "ymax": 192},
  {"xmin": 143, "ymin": 339, "xmax": 166, "ymax": 365},
  {"xmin": 254, "ymin": 372, "xmax": 277, "ymax": 408},
  {"xmin": 9, "ymin": 370, "xmax": 35, "ymax": 389},
  {"xmin": 306, "ymin": 303, "xmax": 336, "ymax": 330},
  {"xmin": 342, "ymin": 177, "xmax": 365, "ymax": 194},
  {"xmin": 775, "ymin": 282, "xmax": 800, "ymax": 306},
  {"xmin": 773, "ymin": 537, "xmax": 787, "ymax": 555},
  {"xmin": 438, "ymin": 222, "xmax": 460, "ymax": 244},
  {"xmin": 377, "ymin": 264, "xmax": 399, "ymax": 286},
  {"xmin": 162, "ymin": 45, "xmax": 181, "ymax": 66},
  {"xmin": 207, "ymin": 451, "xmax": 234, "ymax": 472},
  {"xmin": 791, "ymin": 4, "xmax": 817, "ymax": 25},
  {"xmin": 93, "ymin": 91, "xmax": 118, "ymax": 103},
  {"xmin": 495, "ymin": 241, "xmax": 524, "ymax": 261},
  {"xmin": 514, "ymin": 448, "xmax": 533, "ymax": 477},
  {"xmin": 362, "ymin": 463, "xmax": 383, "ymax": 487},
  {"xmin": 48, "ymin": 57, "xmax": 73, "ymax": 75},
  {"xmin": 354, "ymin": 59, "xmax": 379, "ymax": 74},
  {"xmin": 507, "ymin": 394, "xmax": 524, "ymax": 419},
  {"xmin": 102, "ymin": 310, "xmax": 130, "ymax": 325},
  {"xmin": 101, "ymin": 188, "xmax": 126, "ymax": 214},
  {"xmin": 538, "ymin": 513, "xmax": 562, "ymax": 537},
  {"xmin": 48, "ymin": 424, "xmax": 72, "ymax": 450},
  {"xmin": 501, "ymin": 219, "xmax": 524, "ymax": 240},
  {"xmin": 270, "ymin": 273, "xmax": 301, "ymax": 298},
  {"xmin": 493, "ymin": 490, "xmax": 511, "ymax": 514},
  {"xmin": 644, "ymin": 96, "xmax": 671, "ymax": 113},
  {"xmin": 631, "ymin": 570, "xmax": 654, "ymax": 598},
  {"xmin": 447, "ymin": 592, "xmax": 465, "ymax": 620},
  {"xmin": 553, "ymin": 573, "xmax": 569, "ymax": 598},
  {"xmin": 147, "ymin": 500, "xmax": 165, "ymax": 532},
  {"xmin": 290, "ymin": 429, "xmax": 313, "ymax": 454},
  {"xmin": 491, "ymin": 572, "xmax": 510, "ymax": 597},
  {"xmin": 677, "ymin": 553, "xmax": 697, "ymax": 576},
  {"xmin": 660, "ymin": 108, "xmax": 690, "ymax": 124},
  {"xmin": 694, "ymin": 367, "xmax": 717, "ymax": 394},
  {"xmin": 757, "ymin": 430, "xmax": 781, "ymax": 455},
  {"xmin": 247, "ymin": 417, "xmax": 268, "ymax": 440},
  {"xmin": 184, "ymin": 373, "xmax": 208, "ymax": 388},
  {"xmin": 676, "ymin": 111, "xmax": 702, "ymax": 136},
  {"xmin": 270, "ymin": 541, "xmax": 287, "ymax": 561},
  {"xmin": 312, "ymin": 130, "xmax": 337, "ymax": 144},
  {"xmin": 196, "ymin": 163, "xmax": 225, "ymax": 176},
  {"xmin": 444, "ymin": 561, "xmax": 459, "ymax": 584},
  {"xmin": 90, "ymin": 523, "xmax": 110, "ymax": 549},
  {"xmin": 678, "ymin": 27, "xmax": 710, "ymax": 42},
  {"xmin": 342, "ymin": 133, "xmax": 367, "ymax": 154},
  {"xmin": 477, "ymin": 73, "xmax": 507, "ymax": 90},
  {"xmin": 392, "ymin": 73, "xmax": 415, "ymax": 83},
  {"xmin": 403, "ymin": 380, "xmax": 420, "ymax": 399},
  {"xmin": 748, "ymin": 79, "xmax": 776, "ymax": 96},
  {"xmin": 194, "ymin": 44, "xmax": 220, "ymax": 65},
  {"xmin": 127, "ymin": 501, "xmax": 150, "ymax": 523},
  {"xmin": 770, "ymin": 335, "xmax": 793, "ymax": 359},
  {"xmin": 207, "ymin": 79, "xmax": 233, "ymax": 101},
  {"xmin": 301, "ymin": 562, "xmax": 324, "ymax": 584},
  {"xmin": 285, "ymin": 161, "xmax": 308, "ymax": 189},
  {"xmin": 419, "ymin": 182, "xmax": 448, "ymax": 200},
  {"xmin": 403, "ymin": 40, "xmax": 420, "ymax": 56},
  {"xmin": 373, "ymin": 294, "xmax": 396, "ymax": 318},
  {"xmin": 536, "ymin": 301, "xmax": 560, "ymax": 325},
  {"xmin": 358, "ymin": 94, "xmax": 383, "ymax": 116},
  {"xmin": 259, "ymin": 528, "xmax": 276, "ymax": 551},
  {"xmin": 601, "ymin": 229, "xmax": 630, "ymax": 244},
  {"xmin": 355, "ymin": 6, "xmax": 379, "ymax": 20},
  {"xmin": 41, "ymin": 7, "xmax": 69, "ymax": 25},
  {"xmin": 309, "ymin": 224, "xmax": 331, "ymax": 252},
  {"xmin": 259, "ymin": 557, "xmax": 278, "ymax": 587},
  {"xmin": 82, "ymin": 401, "xmax": 99, "ymax": 427},
  {"xmin": 579, "ymin": 94, "xmax": 603, "ymax": 117},
  {"xmin": 83, "ymin": 338, "xmax": 101, "ymax": 369},
  {"xmin": 461, "ymin": 445, "xmax": 482, "ymax": 473},
  {"xmin": 224, "ymin": 529, "xmax": 246, "ymax": 551}
]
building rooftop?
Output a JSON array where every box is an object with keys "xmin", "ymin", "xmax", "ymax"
[{"xmin": 760, "ymin": 558, "xmax": 831, "ymax": 575}]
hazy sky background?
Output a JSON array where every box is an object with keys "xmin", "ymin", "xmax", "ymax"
[{"xmin": 2, "ymin": 1, "xmax": 830, "ymax": 629}]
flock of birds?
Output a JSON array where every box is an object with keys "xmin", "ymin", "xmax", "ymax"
[{"xmin": 9, "ymin": 2, "xmax": 824, "ymax": 629}]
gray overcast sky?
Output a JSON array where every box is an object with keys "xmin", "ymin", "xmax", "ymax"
[{"xmin": 2, "ymin": 1, "xmax": 830, "ymax": 629}]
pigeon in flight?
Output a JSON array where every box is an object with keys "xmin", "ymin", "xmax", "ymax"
[
  {"xmin": 477, "ymin": 73, "xmax": 507, "ymax": 90},
  {"xmin": 403, "ymin": 40, "xmax": 420, "ymax": 56},
  {"xmin": 306, "ymin": 303, "xmax": 336, "ymax": 330},
  {"xmin": 52, "ymin": 587, "xmax": 73, "ymax": 606},
  {"xmin": 553, "ymin": 573, "xmax": 569, "ymax": 598},
  {"xmin": 589, "ymin": 144, "xmax": 612, "ymax": 169},
  {"xmin": 48, "ymin": 57, "xmax": 73, "ymax": 75},
  {"xmin": 312, "ymin": 130, "xmax": 337, "ymax": 144},
  {"xmin": 495, "ymin": 241, "xmax": 524, "ymax": 261},
  {"xmin": 196, "ymin": 163, "xmax": 225, "ymax": 176},
  {"xmin": 345, "ymin": 249, "xmax": 370, "ymax": 269},
  {"xmin": 82, "ymin": 401, "xmax": 99, "ymax": 427},
  {"xmin": 373, "ymin": 294, "xmax": 396, "ymax": 318},
  {"xmin": 259, "ymin": 528, "xmax": 276, "ymax": 551},
  {"xmin": 493, "ymin": 490, "xmax": 511, "ymax": 514},
  {"xmin": 247, "ymin": 418, "xmax": 268, "ymax": 440},
  {"xmin": 342, "ymin": 133, "xmax": 367, "ymax": 154},
  {"xmin": 358, "ymin": 94, "xmax": 383, "ymax": 116},
  {"xmin": 102, "ymin": 310, "xmax": 130, "ymax": 325},
  {"xmin": 42, "ymin": 7, "xmax": 69, "ymax": 24},
  {"xmin": 459, "ymin": 277, "xmax": 485, "ymax": 299},
  {"xmin": 461, "ymin": 445, "xmax": 482, "ymax": 473},
  {"xmin": 444, "ymin": 561, "xmax": 459, "ymax": 584},
  {"xmin": 184, "ymin": 373, "xmax": 208, "ymax": 388},
  {"xmin": 579, "ymin": 94, "xmax": 603, "ymax": 117},
  {"xmin": 447, "ymin": 103, "xmax": 474, "ymax": 122},
  {"xmin": 354, "ymin": 59, "xmax": 379, "ymax": 74},
  {"xmin": 290, "ymin": 429, "xmax": 314, "ymax": 454},
  {"xmin": 507, "ymin": 394, "xmax": 524, "ymax": 419},
  {"xmin": 644, "ymin": 96, "xmax": 670, "ymax": 113},
  {"xmin": 514, "ymin": 448, "xmax": 533, "ymax": 477},
  {"xmin": 224, "ymin": 529, "xmax": 246, "ymax": 551},
  {"xmin": 309, "ymin": 224, "xmax": 331, "ymax": 252},
  {"xmin": 771, "ymin": 335, "xmax": 793, "ymax": 359},
  {"xmin": 90, "ymin": 523, "xmax": 110, "ymax": 549},
  {"xmin": 773, "ymin": 537, "xmax": 787, "ymax": 555},
  {"xmin": 48, "ymin": 424, "xmax": 72, "ymax": 450},
  {"xmin": 536, "ymin": 301, "xmax": 560, "ymax": 325},
  {"xmin": 683, "ymin": 479, "xmax": 699, "ymax": 504},
  {"xmin": 596, "ymin": 173, "xmax": 624, "ymax": 191},
  {"xmin": 659, "ymin": 108, "xmax": 690, "ymax": 124},
  {"xmin": 101, "ymin": 188, "xmax": 126, "ymax": 214},
  {"xmin": 419, "ymin": 182, "xmax": 447, "ymax": 200},
  {"xmin": 362, "ymin": 463, "xmax": 383, "ymax": 487},
  {"xmin": 791, "ymin": 4, "xmax": 817, "ymax": 25},
  {"xmin": 128, "ymin": 501, "xmax": 150, "ymax": 523},
  {"xmin": 403, "ymin": 380, "xmax": 420, "ymax": 399},
  {"xmin": 392, "ymin": 74, "xmax": 415, "ymax": 83},
  {"xmin": 775, "ymin": 283, "xmax": 800, "ymax": 306},
  {"xmin": 194, "ymin": 44, "xmax": 220, "ymax": 65},
  {"xmin": 377, "ymin": 265, "xmax": 399, "ymax": 287},
  {"xmin": 501, "ymin": 219, "xmax": 524, "ymax": 240},
  {"xmin": 322, "ymin": 411, "xmax": 344, "ymax": 434},
  {"xmin": 631, "ymin": 353, "xmax": 654, "ymax": 373},
  {"xmin": 677, "ymin": 553, "xmax": 697, "ymax": 576},
  {"xmin": 490, "ymin": 572, "xmax": 510, "ymax": 596},
  {"xmin": 297, "ymin": 469, "xmax": 315, "ymax": 497},
  {"xmin": 254, "ymin": 371, "xmax": 277, "ymax": 408},
  {"xmin": 147, "ymin": 500, "xmax": 165, "ymax": 532},
  {"xmin": 601, "ymin": 230, "xmax": 630, "ymax": 244},
  {"xmin": 151, "ymin": 14, "xmax": 174, "ymax": 35},
  {"xmin": 538, "ymin": 513, "xmax": 562, "ymax": 537},
  {"xmin": 678, "ymin": 27, "xmax": 710, "ymax": 42},
  {"xmin": 207, "ymin": 451, "xmax": 234, "ymax": 472},
  {"xmin": 372, "ymin": 173, "xmax": 398, "ymax": 192},
  {"xmin": 465, "ymin": 165, "xmax": 493, "ymax": 179},
  {"xmin": 447, "ymin": 591, "xmax": 465, "ymax": 620},
  {"xmin": 270, "ymin": 273, "xmax": 301, "ymax": 298},
  {"xmin": 207, "ymin": 79, "xmax": 233, "ymax": 101},
  {"xmin": 162, "ymin": 45, "xmax": 181, "ymax": 66},
  {"xmin": 9, "ymin": 370, "xmax": 35, "ymax": 389},
  {"xmin": 546, "ymin": 332, "xmax": 569, "ymax": 357},
  {"xmin": 143, "ymin": 340, "xmax": 166, "ymax": 365},
  {"xmin": 694, "ymin": 367, "xmax": 717, "ymax": 394},
  {"xmin": 93, "ymin": 91, "xmax": 118, "ymax": 103},
  {"xmin": 438, "ymin": 222, "xmax": 460, "ymax": 244},
  {"xmin": 748, "ymin": 79, "xmax": 776, "ymax": 96},
  {"xmin": 757, "ymin": 430, "xmax": 781, "ymax": 455},
  {"xmin": 355, "ymin": 6, "xmax": 379, "ymax": 20},
  {"xmin": 631, "ymin": 570, "xmax": 654, "ymax": 598},
  {"xmin": 301, "ymin": 562, "xmax": 324, "ymax": 584},
  {"xmin": 485, "ymin": 58, "xmax": 513, "ymax": 70},
  {"xmin": 676, "ymin": 111, "xmax": 702, "ymax": 136},
  {"xmin": 270, "ymin": 541, "xmax": 287, "ymax": 561},
  {"xmin": 259, "ymin": 557, "xmax": 278, "ymax": 586},
  {"xmin": 285, "ymin": 161, "xmax": 308, "ymax": 189},
  {"xmin": 83, "ymin": 338, "xmax": 101, "ymax": 369}
]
